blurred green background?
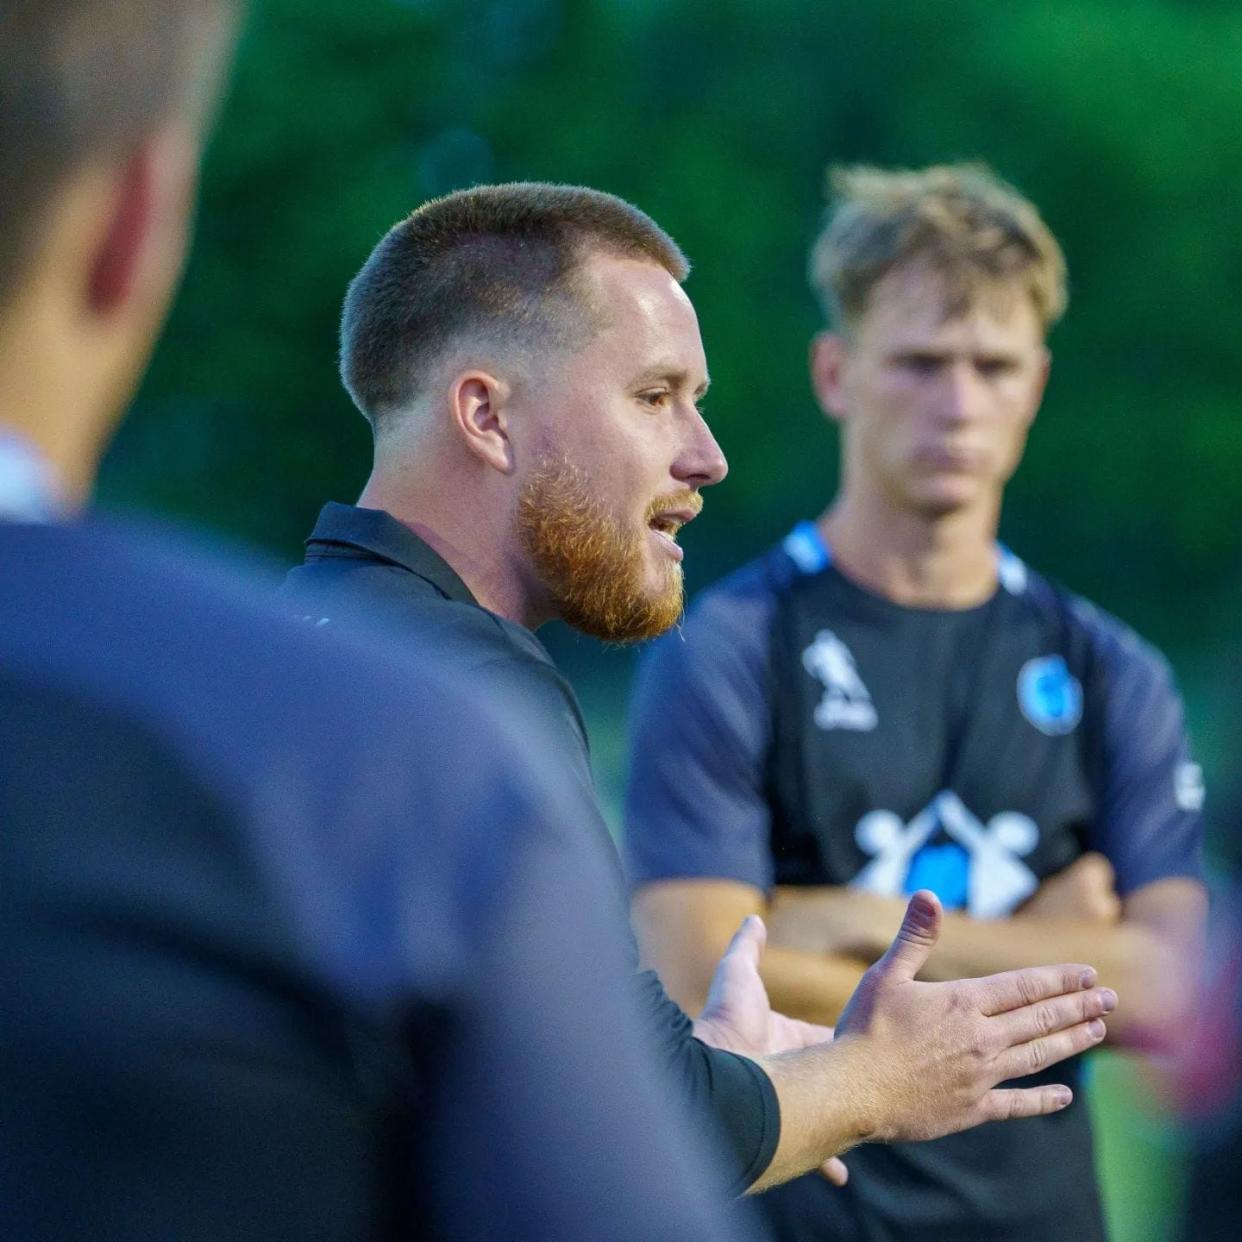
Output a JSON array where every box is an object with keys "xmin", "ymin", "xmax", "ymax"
[{"xmin": 98, "ymin": 2, "xmax": 1241, "ymax": 1237}]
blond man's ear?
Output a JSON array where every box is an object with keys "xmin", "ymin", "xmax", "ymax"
[{"xmin": 809, "ymin": 331, "xmax": 851, "ymax": 423}]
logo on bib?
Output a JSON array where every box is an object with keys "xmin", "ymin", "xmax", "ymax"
[
  {"xmin": 851, "ymin": 791, "xmax": 1040, "ymax": 918},
  {"xmin": 802, "ymin": 629, "xmax": 877, "ymax": 731},
  {"xmin": 1017, "ymin": 655, "xmax": 1082, "ymax": 736}
]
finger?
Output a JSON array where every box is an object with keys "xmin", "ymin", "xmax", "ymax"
[
  {"xmin": 818, "ymin": 1157, "xmax": 848, "ymax": 1187},
  {"xmin": 871, "ymin": 890, "xmax": 941, "ymax": 984},
  {"xmin": 994, "ymin": 986, "xmax": 1117, "ymax": 1047},
  {"xmin": 973, "ymin": 963, "xmax": 1099, "ymax": 1016},
  {"xmin": 997, "ymin": 1018, "xmax": 1108, "ymax": 1080},
  {"xmin": 980, "ymin": 1084, "xmax": 1074, "ymax": 1124}
]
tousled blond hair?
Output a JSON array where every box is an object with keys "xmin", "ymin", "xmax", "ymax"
[{"xmin": 809, "ymin": 163, "xmax": 1067, "ymax": 334}]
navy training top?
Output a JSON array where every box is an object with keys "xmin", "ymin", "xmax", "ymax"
[
  {"xmin": 283, "ymin": 500, "xmax": 783, "ymax": 1195},
  {"xmin": 0, "ymin": 514, "xmax": 758, "ymax": 1241},
  {"xmin": 627, "ymin": 523, "xmax": 1203, "ymax": 1242}
]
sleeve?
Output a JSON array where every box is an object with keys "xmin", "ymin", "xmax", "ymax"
[
  {"xmin": 631, "ymin": 967, "xmax": 781, "ymax": 1196},
  {"xmin": 1086, "ymin": 621, "xmax": 1205, "ymax": 895},
  {"xmin": 444, "ymin": 651, "xmax": 784, "ymax": 1202},
  {"xmin": 624, "ymin": 575, "xmax": 777, "ymax": 891},
  {"xmin": 422, "ymin": 746, "xmax": 769, "ymax": 1240}
]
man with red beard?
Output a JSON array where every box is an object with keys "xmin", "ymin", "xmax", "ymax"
[
  {"xmin": 2, "ymin": 8, "xmax": 782, "ymax": 1239},
  {"xmin": 283, "ymin": 182, "xmax": 1118, "ymax": 1200}
]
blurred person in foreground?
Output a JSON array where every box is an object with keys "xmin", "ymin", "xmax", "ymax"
[
  {"xmin": 0, "ymin": 4, "xmax": 777, "ymax": 1239},
  {"xmin": 626, "ymin": 164, "xmax": 1207, "ymax": 1240},
  {"xmin": 283, "ymin": 182, "xmax": 1117, "ymax": 1198}
]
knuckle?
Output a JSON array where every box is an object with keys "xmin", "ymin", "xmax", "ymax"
[
  {"xmin": 968, "ymin": 1024, "xmax": 992, "ymax": 1059},
  {"xmin": 950, "ymin": 982, "xmax": 978, "ymax": 1016},
  {"xmin": 1026, "ymin": 1038, "xmax": 1050, "ymax": 1073},
  {"xmin": 1016, "ymin": 971, "xmax": 1040, "ymax": 1007},
  {"xmin": 987, "ymin": 1091, "xmax": 1022, "ymax": 1123},
  {"xmin": 1035, "ymin": 1002, "xmax": 1058, "ymax": 1037}
]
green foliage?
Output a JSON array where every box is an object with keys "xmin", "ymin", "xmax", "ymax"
[{"xmin": 100, "ymin": 0, "xmax": 1242, "ymax": 661}]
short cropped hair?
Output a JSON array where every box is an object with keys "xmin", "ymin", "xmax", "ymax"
[
  {"xmin": 0, "ymin": 0, "xmax": 236, "ymax": 308},
  {"xmin": 340, "ymin": 183, "xmax": 689, "ymax": 429},
  {"xmin": 809, "ymin": 163, "xmax": 1068, "ymax": 335}
]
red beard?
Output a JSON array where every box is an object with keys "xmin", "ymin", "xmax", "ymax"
[{"xmin": 517, "ymin": 455, "xmax": 687, "ymax": 643}]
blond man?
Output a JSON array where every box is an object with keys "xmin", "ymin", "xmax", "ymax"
[{"xmin": 628, "ymin": 164, "xmax": 1206, "ymax": 1241}]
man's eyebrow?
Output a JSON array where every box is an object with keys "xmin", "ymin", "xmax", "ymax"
[{"xmin": 630, "ymin": 364, "xmax": 711, "ymax": 397}]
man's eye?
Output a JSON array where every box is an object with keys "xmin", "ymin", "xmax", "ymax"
[
  {"xmin": 900, "ymin": 356, "xmax": 941, "ymax": 376},
  {"xmin": 639, "ymin": 390, "xmax": 671, "ymax": 409},
  {"xmin": 978, "ymin": 359, "xmax": 1017, "ymax": 378}
]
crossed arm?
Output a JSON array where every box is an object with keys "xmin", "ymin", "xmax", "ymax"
[{"xmin": 634, "ymin": 858, "xmax": 1205, "ymax": 1050}]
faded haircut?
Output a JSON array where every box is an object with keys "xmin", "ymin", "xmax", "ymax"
[
  {"xmin": 340, "ymin": 182, "xmax": 689, "ymax": 431},
  {"xmin": 809, "ymin": 163, "xmax": 1068, "ymax": 335},
  {"xmin": 0, "ymin": 0, "xmax": 237, "ymax": 309}
]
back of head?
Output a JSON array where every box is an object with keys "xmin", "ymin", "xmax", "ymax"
[
  {"xmin": 808, "ymin": 163, "xmax": 1067, "ymax": 335},
  {"xmin": 340, "ymin": 182, "xmax": 689, "ymax": 435},
  {"xmin": 0, "ymin": 0, "xmax": 237, "ymax": 313}
]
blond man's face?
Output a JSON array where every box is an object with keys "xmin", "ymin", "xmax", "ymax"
[{"xmin": 827, "ymin": 267, "xmax": 1050, "ymax": 520}]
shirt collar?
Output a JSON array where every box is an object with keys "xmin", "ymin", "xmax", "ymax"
[
  {"xmin": 0, "ymin": 433, "xmax": 65, "ymax": 523},
  {"xmin": 783, "ymin": 519, "xmax": 1027, "ymax": 597},
  {"xmin": 304, "ymin": 501, "xmax": 479, "ymax": 606}
]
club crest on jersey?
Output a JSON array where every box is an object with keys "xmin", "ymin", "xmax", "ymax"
[
  {"xmin": 851, "ymin": 791, "xmax": 1040, "ymax": 918},
  {"xmin": 1017, "ymin": 655, "xmax": 1082, "ymax": 736},
  {"xmin": 802, "ymin": 629, "xmax": 877, "ymax": 732}
]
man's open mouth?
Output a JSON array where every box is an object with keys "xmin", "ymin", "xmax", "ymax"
[{"xmin": 648, "ymin": 514, "xmax": 686, "ymax": 539}]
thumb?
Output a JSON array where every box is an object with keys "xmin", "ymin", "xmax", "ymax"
[
  {"xmin": 722, "ymin": 914, "xmax": 766, "ymax": 970},
  {"xmin": 873, "ymin": 890, "xmax": 941, "ymax": 983},
  {"xmin": 704, "ymin": 915, "xmax": 766, "ymax": 1013}
]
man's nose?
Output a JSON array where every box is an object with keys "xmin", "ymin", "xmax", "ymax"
[
  {"xmin": 674, "ymin": 409, "xmax": 728, "ymax": 487},
  {"xmin": 939, "ymin": 362, "xmax": 988, "ymax": 423}
]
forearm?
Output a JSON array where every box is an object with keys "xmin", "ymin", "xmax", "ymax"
[
  {"xmin": 746, "ymin": 1036, "xmax": 877, "ymax": 1193},
  {"xmin": 920, "ymin": 912, "xmax": 1197, "ymax": 1050},
  {"xmin": 926, "ymin": 918, "xmax": 1147, "ymax": 1038},
  {"xmin": 771, "ymin": 879, "xmax": 1206, "ymax": 1050},
  {"xmin": 633, "ymin": 879, "xmax": 867, "ymax": 1024},
  {"xmin": 757, "ymin": 944, "xmax": 869, "ymax": 1028}
]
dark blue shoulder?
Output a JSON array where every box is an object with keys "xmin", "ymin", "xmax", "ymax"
[
  {"xmin": 1010, "ymin": 559, "xmax": 1175, "ymax": 688},
  {"xmin": 693, "ymin": 535, "xmax": 806, "ymax": 612}
]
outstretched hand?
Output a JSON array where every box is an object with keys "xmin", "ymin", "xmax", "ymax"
[
  {"xmin": 693, "ymin": 915, "xmax": 848, "ymax": 1186},
  {"xmin": 835, "ymin": 890, "xmax": 1117, "ymax": 1143}
]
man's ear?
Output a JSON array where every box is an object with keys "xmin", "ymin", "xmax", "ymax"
[
  {"xmin": 448, "ymin": 370, "xmax": 514, "ymax": 473},
  {"xmin": 809, "ymin": 331, "xmax": 850, "ymax": 424},
  {"xmin": 1026, "ymin": 347, "xmax": 1052, "ymax": 426},
  {"xmin": 87, "ymin": 121, "xmax": 198, "ymax": 319},
  {"xmin": 87, "ymin": 148, "xmax": 156, "ymax": 314}
]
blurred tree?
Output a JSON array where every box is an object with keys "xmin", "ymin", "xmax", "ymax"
[
  {"xmin": 95, "ymin": 6, "xmax": 1239, "ymax": 1237},
  {"xmin": 100, "ymin": 0, "xmax": 1242, "ymax": 666}
]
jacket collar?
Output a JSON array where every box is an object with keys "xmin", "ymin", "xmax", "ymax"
[
  {"xmin": 0, "ymin": 432, "xmax": 65, "ymax": 523},
  {"xmin": 304, "ymin": 501, "xmax": 478, "ymax": 606}
]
